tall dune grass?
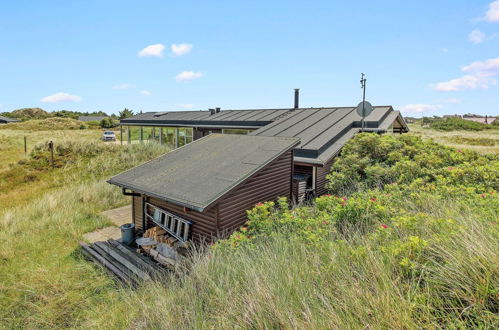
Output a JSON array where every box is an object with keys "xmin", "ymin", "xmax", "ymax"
[
  {"xmin": 0, "ymin": 132, "xmax": 497, "ymax": 328},
  {"xmin": 86, "ymin": 193, "xmax": 498, "ymax": 328}
]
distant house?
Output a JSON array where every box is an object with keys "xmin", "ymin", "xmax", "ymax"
[
  {"xmin": 78, "ymin": 116, "xmax": 107, "ymax": 122},
  {"xmin": 0, "ymin": 116, "xmax": 20, "ymax": 124},
  {"xmin": 462, "ymin": 115, "xmax": 496, "ymax": 125},
  {"xmin": 109, "ymin": 90, "xmax": 409, "ymax": 243}
]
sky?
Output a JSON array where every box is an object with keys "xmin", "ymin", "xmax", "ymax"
[{"xmin": 0, "ymin": 1, "xmax": 498, "ymax": 117}]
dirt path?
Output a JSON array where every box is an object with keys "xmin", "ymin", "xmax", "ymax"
[{"xmin": 83, "ymin": 205, "xmax": 132, "ymax": 243}]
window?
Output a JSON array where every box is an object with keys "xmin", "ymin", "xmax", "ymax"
[
  {"xmin": 178, "ymin": 128, "xmax": 186, "ymax": 147},
  {"xmin": 145, "ymin": 203, "xmax": 192, "ymax": 242}
]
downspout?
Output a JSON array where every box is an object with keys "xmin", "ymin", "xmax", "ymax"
[
  {"xmin": 122, "ymin": 188, "xmax": 140, "ymax": 197},
  {"xmin": 215, "ymin": 204, "xmax": 220, "ymax": 240},
  {"xmin": 121, "ymin": 188, "xmax": 143, "ymax": 233},
  {"xmin": 312, "ymin": 167, "xmax": 316, "ymax": 192},
  {"xmin": 290, "ymin": 150, "xmax": 294, "ymax": 202},
  {"xmin": 142, "ymin": 196, "xmax": 146, "ymax": 234}
]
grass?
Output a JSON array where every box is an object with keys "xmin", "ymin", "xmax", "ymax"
[
  {"xmin": 408, "ymin": 123, "xmax": 499, "ymax": 153},
  {"xmin": 0, "ymin": 127, "xmax": 497, "ymax": 328},
  {"xmin": 0, "ymin": 117, "xmax": 87, "ymax": 130},
  {"xmin": 0, "ymin": 129, "xmax": 123, "ymax": 211}
]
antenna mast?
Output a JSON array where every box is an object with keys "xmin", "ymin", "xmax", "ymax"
[{"xmin": 360, "ymin": 73, "xmax": 367, "ymax": 131}]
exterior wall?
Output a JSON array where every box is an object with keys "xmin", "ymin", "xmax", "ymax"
[
  {"xmin": 132, "ymin": 194, "xmax": 218, "ymax": 241},
  {"xmin": 141, "ymin": 196, "xmax": 218, "ymax": 242},
  {"xmin": 131, "ymin": 149, "xmax": 294, "ymax": 242},
  {"xmin": 132, "ymin": 195, "xmax": 144, "ymax": 231},
  {"xmin": 216, "ymin": 150, "xmax": 294, "ymax": 236},
  {"xmin": 294, "ymin": 164, "xmax": 313, "ymax": 177},
  {"xmin": 193, "ymin": 128, "xmax": 222, "ymax": 141},
  {"xmin": 315, "ymin": 158, "xmax": 334, "ymax": 196}
]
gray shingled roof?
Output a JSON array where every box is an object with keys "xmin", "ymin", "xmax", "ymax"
[
  {"xmin": 108, "ymin": 134, "xmax": 299, "ymax": 211},
  {"xmin": 0, "ymin": 116, "xmax": 20, "ymax": 123},
  {"xmin": 120, "ymin": 109, "xmax": 290, "ymax": 128},
  {"xmin": 120, "ymin": 105, "xmax": 408, "ymax": 165},
  {"xmin": 251, "ymin": 106, "xmax": 408, "ymax": 165},
  {"xmin": 78, "ymin": 116, "xmax": 108, "ymax": 122}
]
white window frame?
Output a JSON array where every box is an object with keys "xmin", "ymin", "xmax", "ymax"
[{"xmin": 145, "ymin": 203, "xmax": 192, "ymax": 242}]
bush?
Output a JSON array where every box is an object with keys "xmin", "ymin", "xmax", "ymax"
[
  {"xmin": 99, "ymin": 117, "xmax": 117, "ymax": 128},
  {"xmin": 215, "ymin": 133, "xmax": 498, "ymax": 327},
  {"xmin": 325, "ymin": 133, "xmax": 498, "ymax": 195},
  {"xmin": 429, "ymin": 117, "xmax": 489, "ymax": 131},
  {"xmin": 0, "ymin": 117, "xmax": 85, "ymax": 130}
]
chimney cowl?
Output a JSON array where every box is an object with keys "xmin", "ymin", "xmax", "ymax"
[
  {"xmin": 215, "ymin": 107, "xmax": 221, "ymax": 113},
  {"xmin": 293, "ymin": 88, "xmax": 300, "ymax": 110},
  {"xmin": 209, "ymin": 108, "xmax": 215, "ymax": 115}
]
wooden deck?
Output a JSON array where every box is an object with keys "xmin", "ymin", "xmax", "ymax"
[{"xmin": 80, "ymin": 239, "xmax": 167, "ymax": 286}]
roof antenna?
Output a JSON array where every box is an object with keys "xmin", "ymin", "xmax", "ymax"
[{"xmin": 356, "ymin": 73, "xmax": 373, "ymax": 132}]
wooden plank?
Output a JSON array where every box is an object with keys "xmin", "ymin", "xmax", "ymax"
[
  {"xmin": 107, "ymin": 240, "xmax": 161, "ymax": 275},
  {"xmin": 79, "ymin": 242, "xmax": 134, "ymax": 286},
  {"xmin": 90, "ymin": 243, "xmax": 140, "ymax": 283},
  {"xmin": 80, "ymin": 247, "xmax": 125, "ymax": 283},
  {"xmin": 94, "ymin": 242, "xmax": 152, "ymax": 281}
]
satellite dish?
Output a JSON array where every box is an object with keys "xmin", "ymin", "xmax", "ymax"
[{"xmin": 356, "ymin": 101, "xmax": 373, "ymax": 118}]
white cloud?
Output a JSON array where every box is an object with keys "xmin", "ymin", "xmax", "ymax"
[
  {"xmin": 400, "ymin": 104, "xmax": 442, "ymax": 114},
  {"xmin": 41, "ymin": 92, "xmax": 82, "ymax": 103},
  {"xmin": 171, "ymin": 43, "xmax": 193, "ymax": 56},
  {"xmin": 139, "ymin": 90, "xmax": 152, "ymax": 96},
  {"xmin": 112, "ymin": 83, "xmax": 134, "ymax": 90},
  {"xmin": 433, "ymin": 75, "xmax": 496, "ymax": 91},
  {"xmin": 175, "ymin": 71, "xmax": 203, "ymax": 81},
  {"xmin": 469, "ymin": 29, "xmax": 486, "ymax": 44},
  {"xmin": 178, "ymin": 104, "xmax": 194, "ymax": 109},
  {"xmin": 462, "ymin": 57, "xmax": 499, "ymax": 74},
  {"xmin": 484, "ymin": 1, "xmax": 499, "ymax": 22},
  {"xmin": 445, "ymin": 98, "xmax": 461, "ymax": 104},
  {"xmin": 433, "ymin": 57, "xmax": 499, "ymax": 91},
  {"xmin": 138, "ymin": 43, "xmax": 165, "ymax": 57}
]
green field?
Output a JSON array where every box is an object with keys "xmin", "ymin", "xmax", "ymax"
[
  {"xmin": 408, "ymin": 124, "xmax": 499, "ymax": 154},
  {"xmin": 0, "ymin": 124, "xmax": 497, "ymax": 328}
]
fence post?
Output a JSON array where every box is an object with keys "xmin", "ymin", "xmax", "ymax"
[
  {"xmin": 49, "ymin": 141, "xmax": 54, "ymax": 168},
  {"xmin": 24, "ymin": 136, "xmax": 27, "ymax": 155}
]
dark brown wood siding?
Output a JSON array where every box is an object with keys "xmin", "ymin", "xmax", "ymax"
[
  {"xmin": 130, "ymin": 148, "xmax": 294, "ymax": 242},
  {"xmin": 315, "ymin": 158, "xmax": 334, "ymax": 196},
  {"xmin": 294, "ymin": 164, "xmax": 313, "ymax": 176},
  {"xmin": 216, "ymin": 150, "xmax": 293, "ymax": 236},
  {"xmin": 143, "ymin": 197, "xmax": 218, "ymax": 242},
  {"xmin": 132, "ymin": 195, "xmax": 144, "ymax": 231}
]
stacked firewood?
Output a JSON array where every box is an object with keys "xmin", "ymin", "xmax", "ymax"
[
  {"xmin": 143, "ymin": 226, "xmax": 189, "ymax": 248},
  {"xmin": 139, "ymin": 226, "xmax": 190, "ymax": 269}
]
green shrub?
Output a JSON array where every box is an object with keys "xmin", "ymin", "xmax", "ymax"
[
  {"xmin": 0, "ymin": 117, "xmax": 85, "ymax": 130},
  {"xmin": 325, "ymin": 133, "xmax": 498, "ymax": 195},
  {"xmin": 99, "ymin": 117, "xmax": 117, "ymax": 128},
  {"xmin": 429, "ymin": 117, "xmax": 489, "ymax": 131}
]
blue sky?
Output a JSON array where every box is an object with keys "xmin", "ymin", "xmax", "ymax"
[{"xmin": 1, "ymin": 1, "xmax": 498, "ymax": 117}]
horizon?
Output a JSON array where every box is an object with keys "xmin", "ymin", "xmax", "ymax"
[{"xmin": 1, "ymin": 1, "xmax": 499, "ymax": 117}]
